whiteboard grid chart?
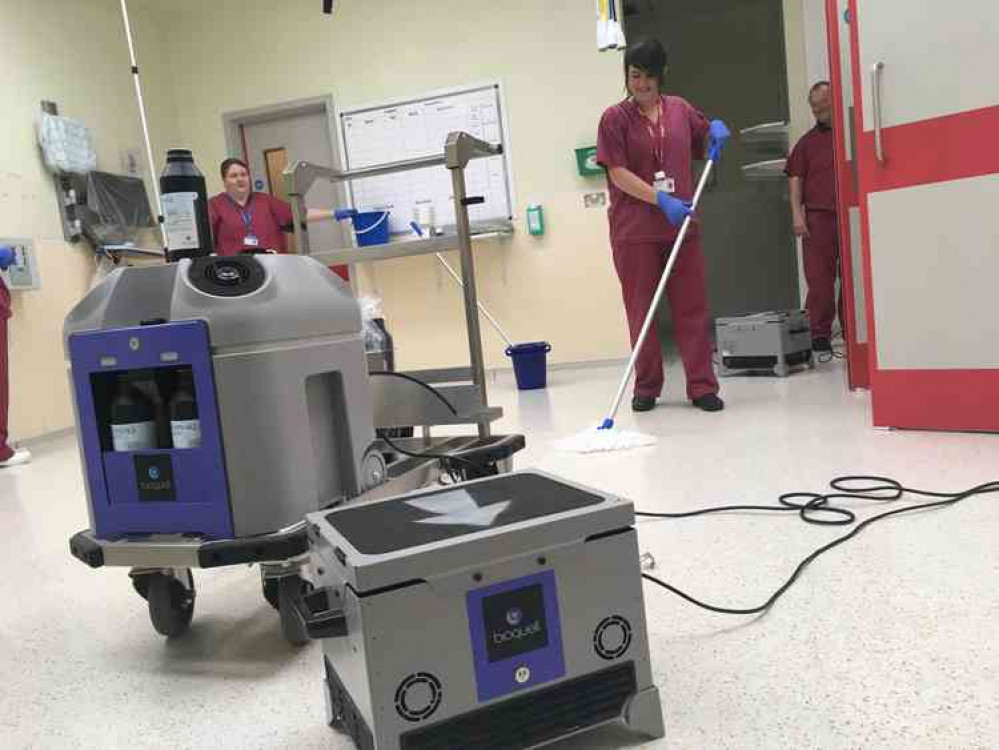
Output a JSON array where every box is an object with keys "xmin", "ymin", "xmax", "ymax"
[{"xmin": 339, "ymin": 84, "xmax": 513, "ymax": 234}]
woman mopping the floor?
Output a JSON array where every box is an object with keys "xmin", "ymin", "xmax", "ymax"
[{"xmin": 597, "ymin": 38, "xmax": 729, "ymax": 413}]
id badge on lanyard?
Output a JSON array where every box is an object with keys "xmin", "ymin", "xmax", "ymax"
[
  {"xmin": 232, "ymin": 195, "xmax": 259, "ymax": 247},
  {"xmin": 647, "ymin": 101, "xmax": 676, "ymax": 194}
]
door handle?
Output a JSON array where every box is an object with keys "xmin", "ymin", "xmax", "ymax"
[{"xmin": 871, "ymin": 61, "xmax": 886, "ymax": 164}]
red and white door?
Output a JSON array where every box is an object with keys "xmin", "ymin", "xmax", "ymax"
[{"xmin": 841, "ymin": 0, "xmax": 999, "ymax": 430}]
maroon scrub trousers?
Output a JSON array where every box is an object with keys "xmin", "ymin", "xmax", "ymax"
[
  {"xmin": 802, "ymin": 209, "xmax": 842, "ymax": 340},
  {"xmin": 611, "ymin": 235, "xmax": 717, "ymax": 400},
  {"xmin": 786, "ymin": 124, "xmax": 841, "ymax": 340},
  {"xmin": 597, "ymin": 95, "xmax": 719, "ymax": 401},
  {"xmin": 0, "ymin": 279, "xmax": 13, "ymax": 462}
]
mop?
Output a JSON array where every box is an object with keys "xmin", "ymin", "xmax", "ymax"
[
  {"xmin": 408, "ymin": 223, "xmax": 517, "ymax": 349},
  {"xmin": 118, "ymin": 0, "xmax": 167, "ymax": 250},
  {"xmin": 556, "ymin": 157, "xmax": 716, "ymax": 454}
]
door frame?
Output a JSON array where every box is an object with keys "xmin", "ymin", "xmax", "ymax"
[
  {"xmin": 221, "ymin": 95, "xmax": 352, "ymax": 282},
  {"xmin": 222, "ymin": 95, "xmax": 339, "ymax": 173},
  {"xmin": 824, "ymin": 0, "xmax": 868, "ymax": 389}
]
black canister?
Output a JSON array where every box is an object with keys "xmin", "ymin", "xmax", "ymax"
[
  {"xmin": 160, "ymin": 148, "xmax": 213, "ymax": 262},
  {"xmin": 109, "ymin": 372, "xmax": 158, "ymax": 452}
]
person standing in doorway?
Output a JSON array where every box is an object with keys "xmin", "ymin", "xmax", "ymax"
[
  {"xmin": 0, "ymin": 246, "xmax": 31, "ymax": 468},
  {"xmin": 786, "ymin": 81, "xmax": 841, "ymax": 352},
  {"xmin": 597, "ymin": 38, "xmax": 731, "ymax": 413}
]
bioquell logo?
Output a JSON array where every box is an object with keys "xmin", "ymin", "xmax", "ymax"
[{"xmin": 492, "ymin": 614, "xmax": 542, "ymax": 644}]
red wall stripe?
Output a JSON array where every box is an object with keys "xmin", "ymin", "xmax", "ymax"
[{"xmin": 857, "ymin": 105, "xmax": 999, "ymax": 194}]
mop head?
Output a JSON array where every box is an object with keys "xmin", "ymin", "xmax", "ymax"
[{"xmin": 554, "ymin": 421, "xmax": 657, "ymax": 454}]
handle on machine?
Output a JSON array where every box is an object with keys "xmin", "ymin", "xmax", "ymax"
[
  {"xmin": 293, "ymin": 587, "xmax": 348, "ymax": 640},
  {"xmin": 445, "ymin": 434, "xmax": 526, "ymax": 464}
]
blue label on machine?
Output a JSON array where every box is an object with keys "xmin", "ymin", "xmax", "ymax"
[{"xmin": 467, "ymin": 570, "xmax": 566, "ymax": 703}]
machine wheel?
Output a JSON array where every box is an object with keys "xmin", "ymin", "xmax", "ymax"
[
  {"xmin": 147, "ymin": 571, "xmax": 195, "ymax": 638},
  {"xmin": 277, "ymin": 575, "xmax": 313, "ymax": 646},
  {"xmin": 262, "ymin": 578, "xmax": 280, "ymax": 611}
]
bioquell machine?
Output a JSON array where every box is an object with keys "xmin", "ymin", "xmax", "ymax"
[
  {"xmin": 65, "ymin": 253, "xmax": 523, "ymax": 642},
  {"xmin": 295, "ymin": 470, "xmax": 665, "ymax": 750}
]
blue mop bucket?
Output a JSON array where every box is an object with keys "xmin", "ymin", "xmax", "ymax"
[
  {"xmin": 352, "ymin": 210, "xmax": 390, "ymax": 247},
  {"xmin": 505, "ymin": 341, "xmax": 552, "ymax": 390}
]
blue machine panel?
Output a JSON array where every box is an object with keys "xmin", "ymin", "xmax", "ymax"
[
  {"xmin": 466, "ymin": 570, "xmax": 566, "ymax": 703},
  {"xmin": 68, "ymin": 320, "xmax": 233, "ymax": 540}
]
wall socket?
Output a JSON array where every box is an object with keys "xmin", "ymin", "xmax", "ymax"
[{"xmin": 583, "ymin": 191, "xmax": 607, "ymax": 208}]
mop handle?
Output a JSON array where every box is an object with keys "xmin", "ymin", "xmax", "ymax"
[
  {"xmin": 603, "ymin": 158, "xmax": 716, "ymax": 424},
  {"xmin": 119, "ymin": 0, "xmax": 167, "ymax": 250},
  {"xmin": 434, "ymin": 252, "xmax": 515, "ymax": 348}
]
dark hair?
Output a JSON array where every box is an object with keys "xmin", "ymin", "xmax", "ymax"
[
  {"xmin": 220, "ymin": 157, "xmax": 249, "ymax": 180},
  {"xmin": 624, "ymin": 39, "xmax": 668, "ymax": 88},
  {"xmin": 809, "ymin": 80, "xmax": 831, "ymax": 98}
]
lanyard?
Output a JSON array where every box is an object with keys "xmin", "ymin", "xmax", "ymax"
[
  {"xmin": 642, "ymin": 99, "xmax": 667, "ymax": 170},
  {"xmin": 227, "ymin": 193, "xmax": 254, "ymax": 231}
]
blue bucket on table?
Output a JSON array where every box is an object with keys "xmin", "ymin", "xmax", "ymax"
[
  {"xmin": 505, "ymin": 341, "xmax": 552, "ymax": 390},
  {"xmin": 352, "ymin": 210, "xmax": 390, "ymax": 247}
]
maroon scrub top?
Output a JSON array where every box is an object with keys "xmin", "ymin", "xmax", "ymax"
[
  {"xmin": 597, "ymin": 95, "xmax": 709, "ymax": 245},
  {"xmin": 0, "ymin": 276, "xmax": 10, "ymax": 321},
  {"xmin": 208, "ymin": 192, "xmax": 295, "ymax": 255},
  {"xmin": 785, "ymin": 124, "xmax": 836, "ymax": 212}
]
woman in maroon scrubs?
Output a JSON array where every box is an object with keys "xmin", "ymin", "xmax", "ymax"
[
  {"xmin": 0, "ymin": 246, "xmax": 30, "ymax": 468},
  {"xmin": 597, "ymin": 39, "xmax": 730, "ymax": 413},
  {"xmin": 208, "ymin": 158, "xmax": 336, "ymax": 256}
]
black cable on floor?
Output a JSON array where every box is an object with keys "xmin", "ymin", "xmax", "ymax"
[{"xmin": 638, "ymin": 476, "xmax": 999, "ymax": 615}]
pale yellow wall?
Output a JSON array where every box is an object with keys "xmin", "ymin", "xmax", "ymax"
[
  {"xmin": 784, "ymin": 0, "xmax": 814, "ymax": 145},
  {"xmin": 154, "ymin": 0, "xmax": 630, "ymax": 371},
  {"xmin": 0, "ymin": 0, "xmax": 177, "ymax": 440}
]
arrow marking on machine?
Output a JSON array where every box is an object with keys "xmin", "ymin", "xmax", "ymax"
[{"xmin": 406, "ymin": 493, "xmax": 511, "ymax": 527}]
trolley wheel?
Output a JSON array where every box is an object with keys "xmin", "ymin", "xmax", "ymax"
[
  {"xmin": 278, "ymin": 575, "xmax": 313, "ymax": 646},
  {"xmin": 262, "ymin": 577, "xmax": 280, "ymax": 611},
  {"xmin": 147, "ymin": 571, "xmax": 195, "ymax": 638}
]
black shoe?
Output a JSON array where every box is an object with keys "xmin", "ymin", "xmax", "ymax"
[
  {"xmin": 692, "ymin": 393, "xmax": 725, "ymax": 412},
  {"xmin": 631, "ymin": 396, "xmax": 656, "ymax": 412},
  {"xmin": 812, "ymin": 337, "xmax": 832, "ymax": 352}
]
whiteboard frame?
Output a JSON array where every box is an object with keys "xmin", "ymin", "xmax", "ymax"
[{"xmin": 334, "ymin": 80, "xmax": 517, "ymax": 230}]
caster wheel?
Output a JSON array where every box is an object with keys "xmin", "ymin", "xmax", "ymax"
[
  {"xmin": 278, "ymin": 575, "xmax": 313, "ymax": 646},
  {"xmin": 262, "ymin": 578, "xmax": 280, "ymax": 611},
  {"xmin": 147, "ymin": 571, "xmax": 195, "ymax": 638}
]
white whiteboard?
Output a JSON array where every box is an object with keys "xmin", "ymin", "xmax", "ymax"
[{"xmin": 338, "ymin": 84, "xmax": 513, "ymax": 234}]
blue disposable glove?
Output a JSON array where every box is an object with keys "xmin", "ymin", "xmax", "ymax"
[
  {"xmin": 656, "ymin": 191, "xmax": 693, "ymax": 227},
  {"xmin": 0, "ymin": 246, "xmax": 15, "ymax": 272},
  {"xmin": 707, "ymin": 119, "xmax": 731, "ymax": 162}
]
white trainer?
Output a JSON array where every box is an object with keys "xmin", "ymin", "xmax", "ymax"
[{"xmin": 0, "ymin": 447, "xmax": 32, "ymax": 468}]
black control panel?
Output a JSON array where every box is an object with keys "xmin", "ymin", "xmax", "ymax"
[{"xmin": 483, "ymin": 583, "xmax": 549, "ymax": 663}]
